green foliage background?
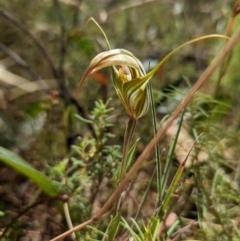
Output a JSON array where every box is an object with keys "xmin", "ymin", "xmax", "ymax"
[{"xmin": 0, "ymin": 0, "xmax": 240, "ymax": 240}]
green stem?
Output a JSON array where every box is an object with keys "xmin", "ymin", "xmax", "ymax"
[
  {"xmin": 161, "ymin": 110, "xmax": 185, "ymax": 200},
  {"xmin": 158, "ymin": 135, "xmax": 197, "ymax": 218},
  {"xmin": 119, "ymin": 117, "xmax": 137, "ymax": 183},
  {"xmin": 113, "ymin": 117, "xmax": 137, "ymax": 215},
  {"xmin": 148, "ymin": 82, "xmax": 162, "ymax": 204}
]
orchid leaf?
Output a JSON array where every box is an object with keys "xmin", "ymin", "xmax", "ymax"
[
  {"xmin": 0, "ymin": 147, "xmax": 59, "ymax": 197},
  {"xmin": 126, "ymin": 138, "xmax": 140, "ymax": 171},
  {"xmin": 107, "ymin": 212, "xmax": 122, "ymax": 241},
  {"xmin": 158, "ymin": 138, "xmax": 197, "ymax": 217},
  {"xmin": 144, "ymin": 34, "xmax": 231, "ymax": 80}
]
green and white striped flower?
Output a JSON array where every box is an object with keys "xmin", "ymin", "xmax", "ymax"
[
  {"xmin": 77, "ymin": 48, "xmax": 151, "ymax": 119},
  {"xmin": 76, "ymin": 27, "xmax": 228, "ymax": 120}
]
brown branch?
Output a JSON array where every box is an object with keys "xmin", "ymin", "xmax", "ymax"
[
  {"xmin": 1, "ymin": 195, "xmax": 68, "ymax": 238},
  {"xmin": 53, "ymin": 0, "xmax": 67, "ymax": 83},
  {"xmin": 0, "ymin": 42, "xmax": 50, "ymax": 92},
  {"xmin": 0, "ymin": 7, "xmax": 96, "ymax": 137},
  {"xmin": 0, "ymin": 7, "xmax": 58, "ymax": 79}
]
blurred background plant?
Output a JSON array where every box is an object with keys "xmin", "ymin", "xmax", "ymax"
[{"xmin": 0, "ymin": 0, "xmax": 240, "ymax": 240}]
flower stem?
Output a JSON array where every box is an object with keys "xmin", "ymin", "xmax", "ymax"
[
  {"xmin": 119, "ymin": 117, "xmax": 137, "ymax": 183},
  {"xmin": 113, "ymin": 117, "xmax": 136, "ymax": 215}
]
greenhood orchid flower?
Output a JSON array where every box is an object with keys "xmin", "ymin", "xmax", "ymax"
[
  {"xmin": 77, "ymin": 23, "xmax": 229, "ymax": 120},
  {"xmin": 77, "ymin": 48, "xmax": 151, "ymax": 119}
]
